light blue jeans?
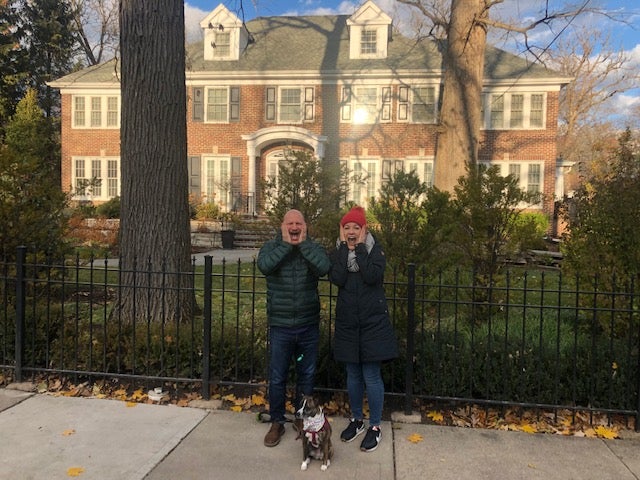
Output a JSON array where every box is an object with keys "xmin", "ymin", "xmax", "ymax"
[{"xmin": 345, "ymin": 361, "xmax": 384, "ymax": 426}]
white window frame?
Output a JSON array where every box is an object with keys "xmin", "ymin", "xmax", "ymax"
[
  {"xmin": 278, "ymin": 87, "xmax": 303, "ymax": 124},
  {"xmin": 72, "ymin": 95, "xmax": 120, "ymax": 129},
  {"xmin": 407, "ymin": 157, "xmax": 435, "ymax": 189},
  {"xmin": 345, "ymin": 157, "xmax": 379, "ymax": 206},
  {"xmin": 206, "ymin": 87, "xmax": 229, "ymax": 122},
  {"xmin": 486, "ymin": 160, "xmax": 544, "ymax": 208},
  {"xmin": 360, "ymin": 28, "xmax": 377, "ymax": 55},
  {"xmin": 203, "ymin": 155, "xmax": 232, "ymax": 210},
  {"xmin": 398, "ymin": 85, "xmax": 439, "ymax": 124},
  {"xmin": 212, "ymin": 31, "xmax": 231, "ymax": 58},
  {"xmin": 482, "ymin": 92, "xmax": 547, "ymax": 130},
  {"xmin": 71, "ymin": 156, "xmax": 120, "ymax": 201},
  {"xmin": 340, "ymin": 84, "xmax": 391, "ymax": 124}
]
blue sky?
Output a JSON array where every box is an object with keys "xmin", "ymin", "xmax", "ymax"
[{"xmin": 184, "ymin": 0, "xmax": 640, "ymax": 123}]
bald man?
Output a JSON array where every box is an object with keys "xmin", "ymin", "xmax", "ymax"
[{"xmin": 258, "ymin": 209, "xmax": 330, "ymax": 447}]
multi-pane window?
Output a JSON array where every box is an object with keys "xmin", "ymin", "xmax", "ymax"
[
  {"xmin": 212, "ymin": 32, "xmax": 231, "ymax": 58},
  {"xmin": 398, "ymin": 86, "xmax": 438, "ymax": 123},
  {"xmin": 264, "ymin": 86, "xmax": 314, "ymax": 123},
  {"xmin": 204, "ymin": 156, "xmax": 231, "ymax": 209},
  {"xmin": 107, "ymin": 97, "xmax": 118, "ymax": 127},
  {"xmin": 487, "ymin": 161, "xmax": 543, "ymax": 207},
  {"xmin": 490, "ymin": 94, "xmax": 504, "ymax": 129},
  {"xmin": 341, "ymin": 85, "xmax": 393, "ymax": 124},
  {"xmin": 412, "ymin": 86, "xmax": 437, "ymax": 123},
  {"xmin": 91, "ymin": 159, "xmax": 102, "ymax": 196},
  {"xmin": 354, "ymin": 87, "xmax": 377, "ymax": 123},
  {"xmin": 72, "ymin": 157, "xmax": 120, "ymax": 201},
  {"xmin": 530, "ymin": 94, "xmax": 544, "ymax": 127},
  {"xmin": 508, "ymin": 163, "xmax": 521, "ymax": 181},
  {"xmin": 366, "ymin": 163, "xmax": 377, "ymax": 200},
  {"xmin": 527, "ymin": 163, "xmax": 541, "ymax": 194},
  {"xmin": 207, "ymin": 88, "xmax": 228, "ymax": 122},
  {"xmin": 107, "ymin": 160, "xmax": 118, "ymax": 197},
  {"xmin": 408, "ymin": 159, "xmax": 434, "ymax": 188},
  {"xmin": 72, "ymin": 96, "xmax": 120, "ymax": 128},
  {"xmin": 280, "ymin": 88, "xmax": 302, "ymax": 123},
  {"xmin": 192, "ymin": 86, "xmax": 240, "ymax": 123},
  {"xmin": 360, "ymin": 28, "xmax": 377, "ymax": 55},
  {"xmin": 90, "ymin": 97, "xmax": 102, "ymax": 127},
  {"xmin": 484, "ymin": 92, "xmax": 546, "ymax": 129},
  {"xmin": 510, "ymin": 94, "xmax": 524, "ymax": 128},
  {"xmin": 74, "ymin": 97, "xmax": 86, "ymax": 127},
  {"xmin": 346, "ymin": 159, "xmax": 378, "ymax": 206}
]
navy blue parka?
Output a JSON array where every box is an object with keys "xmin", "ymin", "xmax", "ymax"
[{"xmin": 328, "ymin": 236, "xmax": 398, "ymax": 363}]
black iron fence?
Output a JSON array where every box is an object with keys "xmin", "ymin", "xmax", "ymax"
[{"xmin": 2, "ymin": 247, "xmax": 640, "ymax": 428}]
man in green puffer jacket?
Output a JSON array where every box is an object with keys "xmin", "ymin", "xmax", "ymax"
[{"xmin": 258, "ymin": 209, "xmax": 330, "ymax": 448}]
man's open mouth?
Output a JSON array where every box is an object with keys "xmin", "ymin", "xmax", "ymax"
[{"xmin": 290, "ymin": 230, "xmax": 301, "ymax": 241}]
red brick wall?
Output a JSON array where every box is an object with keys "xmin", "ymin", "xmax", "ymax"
[{"xmin": 61, "ymin": 86, "xmax": 559, "ymax": 218}]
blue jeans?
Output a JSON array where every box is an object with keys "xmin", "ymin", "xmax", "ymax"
[
  {"xmin": 345, "ymin": 361, "xmax": 384, "ymax": 427},
  {"xmin": 268, "ymin": 324, "xmax": 319, "ymax": 423}
]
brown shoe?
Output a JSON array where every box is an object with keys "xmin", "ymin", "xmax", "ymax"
[{"xmin": 264, "ymin": 422, "xmax": 285, "ymax": 447}]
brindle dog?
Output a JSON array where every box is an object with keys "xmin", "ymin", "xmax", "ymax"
[{"xmin": 297, "ymin": 395, "xmax": 333, "ymax": 471}]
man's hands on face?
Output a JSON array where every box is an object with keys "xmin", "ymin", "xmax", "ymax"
[{"xmin": 282, "ymin": 218, "xmax": 307, "ymax": 245}]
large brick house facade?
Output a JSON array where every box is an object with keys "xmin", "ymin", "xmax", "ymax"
[{"xmin": 50, "ymin": 0, "xmax": 570, "ymax": 223}]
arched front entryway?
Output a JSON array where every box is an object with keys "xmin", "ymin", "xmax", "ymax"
[{"xmin": 242, "ymin": 126, "xmax": 328, "ymax": 214}]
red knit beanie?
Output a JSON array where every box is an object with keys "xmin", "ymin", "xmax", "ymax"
[{"xmin": 340, "ymin": 206, "xmax": 367, "ymax": 227}]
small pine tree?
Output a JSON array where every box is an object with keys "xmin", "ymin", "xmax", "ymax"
[
  {"xmin": 261, "ymin": 151, "xmax": 346, "ymax": 246},
  {"xmin": 0, "ymin": 89, "xmax": 68, "ymax": 259}
]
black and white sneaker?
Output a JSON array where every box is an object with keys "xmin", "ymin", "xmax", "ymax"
[
  {"xmin": 340, "ymin": 419, "xmax": 365, "ymax": 442},
  {"xmin": 360, "ymin": 426, "xmax": 381, "ymax": 452}
]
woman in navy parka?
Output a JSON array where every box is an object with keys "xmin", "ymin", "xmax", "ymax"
[{"xmin": 328, "ymin": 206, "xmax": 398, "ymax": 453}]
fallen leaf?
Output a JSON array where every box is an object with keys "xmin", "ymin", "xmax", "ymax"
[
  {"xmin": 520, "ymin": 423, "xmax": 537, "ymax": 434},
  {"xmin": 62, "ymin": 429, "xmax": 76, "ymax": 436},
  {"xmin": 594, "ymin": 425, "xmax": 618, "ymax": 439},
  {"xmin": 427, "ymin": 411, "xmax": 444, "ymax": 422},
  {"xmin": 251, "ymin": 394, "xmax": 266, "ymax": 406},
  {"xmin": 67, "ymin": 466, "xmax": 85, "ymax": 477},
  {"xmin": 130, "ymin": 388, "xmax": 146, "ymax": 401},
  {"xmin": 125, "ymin": 401, "xmax": 137, "ymax": 408},
  {"xmin": 230, "ymin": 405, "xmax": 242, "ymax": 412},
  {"xmin": 407, "ymin": 433, "xmax": 424, "ymax": 443}
]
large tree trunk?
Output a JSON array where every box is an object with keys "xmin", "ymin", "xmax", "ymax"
[
  {"xmin": 434, "ymin": 0, "xmax": 488, "ymax": 193},
  {"xmin": 118, "ymin": 0, "xmax": 193, "ymax": 322}
]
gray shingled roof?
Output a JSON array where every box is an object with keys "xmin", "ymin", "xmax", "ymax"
[{"xmin": 51, "ymin": 13, "xmax": 564, "ymax": 86}]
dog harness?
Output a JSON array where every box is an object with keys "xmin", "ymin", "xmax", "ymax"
[{"xmin": 303, "ymin": 413, "xmax": 330, "ymax": 448}]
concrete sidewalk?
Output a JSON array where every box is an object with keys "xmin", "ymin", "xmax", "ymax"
[{"xmin": 1, "ymin": 387, "xmax": 640, "ymax": 480}]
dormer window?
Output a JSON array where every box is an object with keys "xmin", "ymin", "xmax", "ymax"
[
  {"xmin": 347, "ymin": 0, "xmax": 392, "ymax": 60},
  {"xmin": 212, "ymin": 31, "xmax": 231, "ymax": 58},
  {"xmin": 360, "ymin": 28, "xmax": 377, "ymax": 55},
  {"xmin": 200, "ymin": 4, "xmax": 249, "ymax": 61}
]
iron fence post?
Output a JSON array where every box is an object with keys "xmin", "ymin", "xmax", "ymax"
[
  {"xmin": 404, "ymin": 263, "xmax": 416, "ymax": 415},
  {"xmin": 202, "ymin": 255, "xmax": 213, "ymax": 400},
  {"xmin": 15, "ymin": 246, "xmax": 26, "ymax": 383}
]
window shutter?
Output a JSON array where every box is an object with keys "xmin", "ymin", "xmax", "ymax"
[
  {"xmin": 304, "ymin": 87, "xmax": 314, "ymax": 121},
  {"xmin": 188, "ymin": 156, "xmax": 201, "ymax": 196},
  {"xmin": 381, "ymin": 86, "xmax": 391, "ymax": 121},
  {"xmin": 398, "ymin": 86, "xmax": 408, "ymax": 121},
  {"xmin": 265, "ymin": 87, "xmax": 276, "ymax": 121},
  {"xmin": 230, "ymin": 87, "xmax": 240, "ymax": 121},
  {"xmin": 192, "ymin": 87, "xmax": 204, "ymax": 122},
  {"xmin": 341, "ymin": 86, "xmax": 352, "ymax": 121}
]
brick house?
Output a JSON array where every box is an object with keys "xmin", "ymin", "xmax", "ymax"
[{"xmin": 50, "ymin": 0, "xmax": 570, "ymax": 225}]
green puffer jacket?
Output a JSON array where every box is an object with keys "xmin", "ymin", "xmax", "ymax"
[{"xmin": 257, "ymin": 234, "xmax": 330, "ymax": 328}]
